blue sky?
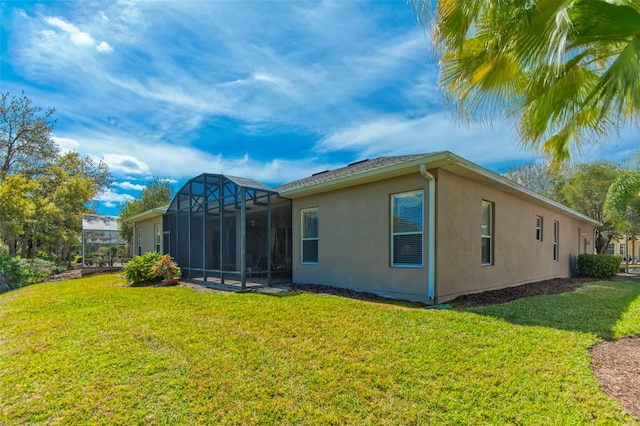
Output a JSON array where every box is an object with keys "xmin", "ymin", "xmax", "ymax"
[{"xmin": 1, "ymin": 1, "xmax": 638, "ymax": 216}]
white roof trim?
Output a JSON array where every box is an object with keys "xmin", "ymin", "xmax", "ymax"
[{"xmin": 123, "ymin": 206, "xmax": 168, "ymax": 224}]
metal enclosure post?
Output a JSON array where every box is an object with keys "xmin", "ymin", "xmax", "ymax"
[
  {"xmin": 219, "ymin": 178, "xmax": 225, "ymax": 284},
  {"xmin": 202, "ymin": 176, "xmax": 207, "ymax": 281},
  {"xmin": 267, "ymin": 193, "xmax": 272, "ymax": 285},
  {"xmin": 240, "ymin": 187, "xmax": 246, "ymax": 290}
]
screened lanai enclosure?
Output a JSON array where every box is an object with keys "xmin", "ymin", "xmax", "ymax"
[{"xmin": 164, "ymin": 174, "xmax": 292, "ymax": 289}]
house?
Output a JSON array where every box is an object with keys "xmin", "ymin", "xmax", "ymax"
[
  {"xmin": 129, "ymin": 151, "xmax": 598, "ymax": 304},
  {"xmin": 125, "ymin": 206, "xmax": 167, "ymax": 256}
]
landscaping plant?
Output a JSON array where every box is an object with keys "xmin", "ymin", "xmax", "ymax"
[
  {"xmin": 577, "ymin": 253, "xmax": 621, "ymax": 278},
  {"xmin": 150, "ymin": 254, "xmax": 181, "ymax": 281},
  {"xmin": 123, "ymin": 251, "xmax": 163, "ymax": 284}
]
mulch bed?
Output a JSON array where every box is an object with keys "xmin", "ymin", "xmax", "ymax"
[
  {"xmin": 451, "ymin": 277, "xmax": 595, "ymax": 307},
  {"xmin": 590, "ymin": 337, "xmax": 640, "ymax": 418}
]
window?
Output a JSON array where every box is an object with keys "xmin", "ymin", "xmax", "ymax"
[
  {"xmin": 605, "ymin": 243, "xmax": 615, "ymax": 254},
  {"xmin": 553, "ymin": 221, "xmax": 559, "ymax": 261},
  {"xmin": 155, "ymin": 224, "xmax": 161, "ymax": 252},
  {"xmin": 391, "ymin": 190, "xmax": 424, "ymax": 267},
  {"xmin": 536, "ymin": 216, "xmax": 543, "ymax": 241},
  {"xmin": 301, "ymin": 208, "xmax": 318, "ymax": 264},
  {"xmin": 137, "ymin": 227, "xmax": 142, "ymax": 256},
  {"xmin": 481, "ymin": 201, "xmax": 494, "ymax": 265},
  {"xmin": 620, "ymin": 243, "xmax": 626, "ymax": 257}
]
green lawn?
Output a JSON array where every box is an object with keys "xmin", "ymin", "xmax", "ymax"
[{"xmin": 1, "ymin": 275, "xmax": 639, "ymax": 424}]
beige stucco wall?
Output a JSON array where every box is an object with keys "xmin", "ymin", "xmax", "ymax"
[
  {"xmin": 291, "ymin": 174, "xmax": 433, "ymax": 302},
  {"xmin": 435, "ymin": 169, "xmax": 596, "ymax": 302},
  {"xmin": 290, "ymin": 167, "xmax": 597, "ymax": 304},
  {"xmin": 133, "ymin": 216, "xmax": 163, "ymax": 256}
]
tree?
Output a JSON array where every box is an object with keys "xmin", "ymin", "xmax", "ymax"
[
  {"xmin": 0, "ymin": 92, "xmax": 58, "ymax": 180},
  {"xmin": 413, "ymin": 0, "xmax": 640, "ymax": 165},
  {"xmin": 30, "ymin": 152, "xmax": 112, "ymax": 261},
  {"xmin": 561, "ymin": 161, "xmax": 620, "ymax": 253},
  {"xmin": 0, "ymin": 174, "xmax": 38, "ymax": 255},
  {"xmin": 604, "ymin": 171, "xmax": 640, "ymax": 271},
  {"xmin": 500, "ymin": 161, "xmax": 567, "ymax": 201},
  {"xmin": 119, "ymin": 178, "xmax": 174, "ymax": 247}
]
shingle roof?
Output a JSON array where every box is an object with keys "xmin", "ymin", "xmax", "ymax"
[{"xmin": 275, "ymin": 153, "xmax": 439, "ymax": 193}]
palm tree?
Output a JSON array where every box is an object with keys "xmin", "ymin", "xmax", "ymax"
[
  {"xmin": 604, "ymin": 171, "xmax": 640, "ymax": 271},
  {"xmin": 413, "ymin": 0, "xmax": 640, "ymax": 165}
]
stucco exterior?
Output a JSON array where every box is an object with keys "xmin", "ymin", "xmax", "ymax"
[
  {"xmin": 434, "ymin": 168, "xmax": 595, "ymax": 302},
  {"xmin": 125, "ymin": 207, "xmax": 167, "ymax": 257},
  {"xmin": 290, "ymin": 173, "xmax": 432, "ymax": 301},
  {"xmin": 281, "ymin": 152, "xmax": 598, "ymax": 304}
]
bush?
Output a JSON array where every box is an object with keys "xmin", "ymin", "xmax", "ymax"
[
  {"xmin": 150, "ymin": 254, "xmax": 181, "ymax": 280},
  {"xmin": 19, "ymin": 258, "xmax": 60, "ymax": 285},
  {"xmin": 0, "ymin": 256, "xmax": 59, "ymax": 290},
  {"xmin": 0, "ymin": 255, "xmax": 27, "ymax": 290},
  {"xmin": 124, "ymin": 252, "xmax": 163, "ymax": 284},
  {"xmin": 576, "ymin": 254, "xmax": 621, "ymax": 278}
]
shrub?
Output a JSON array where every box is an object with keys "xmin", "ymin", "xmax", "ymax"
[
  {"xmin": 0, "ymin": 256, "xmax": 59, "ymax": 290},
  {"xmin": 19, "ymin": 258, "xmax": 60, "ymax": 285},
  {"xmin": 124, "ymin": 252, "xmax": 163, "ymax": 284},
  {"xmin": 0, "ymin": 255, "xmax": 27, "ymax": 290},
  {"xmin": 150, "ymin": 254, "xmax": 181, "ymax": 280},
  {"xmin": 576, "ymin": 254, "xmax": 620, "ymax": 278},
  {"xmin": 36, "ymin": 250, "xmax": 59, "ymax": 264}
]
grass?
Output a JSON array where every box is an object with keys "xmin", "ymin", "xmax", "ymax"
[{"xmin": 1, "ymin": 276, "xmax": 639, "ymax": 424}]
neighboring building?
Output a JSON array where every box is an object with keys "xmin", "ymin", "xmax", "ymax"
[
  {"xmin": 81, "ymin": 214, "xmax": 127, "ymax": 267},
  {"xmin": 128, "ymin": 152, "xmax": 599, "ymax": 304},
  {"xmin": 606, "ymin": 236, "xmax": 639, "ymax": 262}
]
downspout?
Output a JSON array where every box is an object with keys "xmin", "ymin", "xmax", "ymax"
[{"xmin": 420, "ymin": 164, "xmax": 436, "ymax": 304}]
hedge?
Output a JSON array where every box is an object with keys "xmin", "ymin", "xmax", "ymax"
[{"xmin": 576, "ymin": 253, "xmax": 621, "ymax": 278}]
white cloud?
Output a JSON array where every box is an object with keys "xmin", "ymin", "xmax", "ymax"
[
  {"xmin": 96, "ymin": 41, "xmax": 112, "ymax": 53},
  {"xmin": 44, "ymin": 16, "xmax": 112, "ymax": 53},
  {"xmin": 45, "ymin": 17, "xmax": 95, "ymax": 45},
  {"xmin": 94, "ymin": 188, "xmax": 135, "ymax": 204},
  {"xmin": 52, "ymin": 136, "xmax": 80, "ymax": 152},
  {"xmin": 102, "ymin": 154, "xmax": 150, "ymax": 175},
  {"xmin": 117, "ymin": 181, "xmax": 145, "ymax": 191},
  {"xmin": 316, "ymin": 113, "xmax": 531, "ymax": 166}
]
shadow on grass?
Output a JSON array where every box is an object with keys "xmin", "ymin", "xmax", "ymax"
[{"xmin": 467, "ymin": 281, "xmax": 640, "ymax": 340}]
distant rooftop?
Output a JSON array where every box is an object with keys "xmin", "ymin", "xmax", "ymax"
[{"xmin": 82, "ymin": 214, "xmax": 120, "ymax": 231}]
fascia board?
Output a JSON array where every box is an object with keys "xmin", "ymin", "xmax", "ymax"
[{"xmin": 123, "ymin": 206, "xmax": 168, "ymax": 224}]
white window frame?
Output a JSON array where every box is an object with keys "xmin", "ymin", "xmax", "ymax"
[
  {"xmin": 301, "ymin": 207, "xmax": 318, "ymax": 264},
  {"xmin": 155, "ymin": 223, "xmax": 161, "ymax": 253},
  {"xmin": 536, "ymin": 216, "xmax": 543, "ymax": 241},
  {"xmin": 391, "ymin": 190, "xmax": 424, "ymax": 268},
  {"xmin": 136, "ymin": 227, "xmax": 142, "ymax": 256},
  {"xmin": 481, "ymin": 200, "xmax": 494, "ymax": 265},
  {"xmin": 553, "ymin": 221, "xmax": 559, "ymax": 261}
]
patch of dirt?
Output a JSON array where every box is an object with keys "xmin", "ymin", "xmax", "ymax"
[
  {"xmin": 44, "ymin": 268, "xmax": 83, "ymax": 282},
  {"xmin": 590, "ymin": 337, "xmax": 640, "ymax": 418},
  {"xmin": 289, "ymin": 283, "xmax": 391, "ymax": 301},
  {"xmin": 177, "ymin": 280, "xmax": 224, "ymax": 293}
]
